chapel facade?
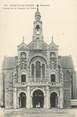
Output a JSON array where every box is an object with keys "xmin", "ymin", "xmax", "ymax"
[{"xmin": 2, "ymin": 6, "xmax": 75, "ymax": 109}]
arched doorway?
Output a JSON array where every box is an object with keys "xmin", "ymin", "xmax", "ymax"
[
  {"xmin": 19, "ymin": 92, "xmax": 26, "ymax": 108},
  {"xmin": 50, "ymin": 92, "xmax": 58, "ymax": 108},
  {"xmin": 32, "ymin": 90, "xmax": 44, "ymax": 108}
]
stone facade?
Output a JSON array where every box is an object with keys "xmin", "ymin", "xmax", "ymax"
[{"xmin": 2, "ymin": 6, "xmax": 75, "ymax": 109}]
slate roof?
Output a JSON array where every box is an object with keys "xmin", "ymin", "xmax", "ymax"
[
  {"xmin": 27, "ymin": 39, "xmax": 48, "ymax": 50},
  {"xmin": 59, "ymin": 56, "xmax": 74, "ymax": 69},
  {"xmin": 3, "ymin": 56, "xmax": 17, "ymax": 69}
]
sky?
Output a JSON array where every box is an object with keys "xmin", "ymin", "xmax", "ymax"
[{"xmin": 0, "ymin": 0, "xmax": 77, "ymax": 72}]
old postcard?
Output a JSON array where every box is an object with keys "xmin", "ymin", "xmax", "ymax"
[{"xmin": 0, "ymin": 0, "xmax": 77, "ymax": 117}]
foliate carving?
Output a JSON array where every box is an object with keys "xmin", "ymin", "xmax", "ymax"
[
  {"xmin": 50, "ymin": 52, "xmax": 57, "ymax": 69},
  {"xmin": 50, "ymin": 58, "xmax": 56, "ymax": 69},
  {"xmin": 21, "ymin": 63, "xmax": 27, "ymax": 70},
  {"xmin": 58, "ymin": 66, "xmax": 63, "ymax": 83},
  {"xmin": 20, "ymin": 52, "xmax": 27, "ymax": 69},
  {"xmin": 20, "ymin": 52, "xmax": 26, "ymax": 62}
]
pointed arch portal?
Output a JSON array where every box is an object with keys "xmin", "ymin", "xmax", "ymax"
[
  {"xmin": 32, "ymin": 90, "xmax": 44, "ymax": 108},
  {"xmin": 19, "ymin": 92, "xmax": 26, "ymax": 108},
  {"xmin": 50, "ymin": 92, "xmax": 58, "ymax": 108}
]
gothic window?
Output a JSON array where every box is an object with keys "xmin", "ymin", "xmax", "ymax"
[
  {"xmin": 42, "ymin": 64, "xmax": 45, "ymax": 78},
  {"xmin": 21, "ymin": 74, "xmax": 26, "ymax": 83},
  {"xmin": 36, "ymin": 61, "xmax": 41, "ymax": 78},
  {"xmin": 51, "ymin": 74, "xmax": 55, "ymax": 82},
  {"xmin": 31, "ymin": 64, "xmax": 34, "ymax": 78}
]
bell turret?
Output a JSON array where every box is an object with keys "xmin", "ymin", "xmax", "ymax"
[{"xmin": 33, "ymin": 5, "xmax": 43, "ymax": 40}]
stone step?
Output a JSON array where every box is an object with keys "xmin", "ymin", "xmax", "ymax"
[
  {"xmin": 4, "ymin": 109, "xmax": 74, "ymax": 117},
  {"xmin": 4, "ymin": 108, "xmax": 67, "ymax": 113}
]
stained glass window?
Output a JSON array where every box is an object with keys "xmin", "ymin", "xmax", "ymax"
[
  {"xmin": 36, "ymin": 61, "xmax": 41, "ymax": 78},
  {"xmin": 42, "ymin": 64, "xmax": 45, "ymax": 78}
]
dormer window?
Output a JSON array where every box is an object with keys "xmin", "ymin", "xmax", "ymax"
[
  {"xmin": 51, "ymin": 74, "xmax": 55, "ymax": 82},
  {"xmin": 21, "ymin": 74, "xmax": 26, "ymax": 83}
]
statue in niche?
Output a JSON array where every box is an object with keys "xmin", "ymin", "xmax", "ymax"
[
  {"xmin": 50, "ymin": 60, "xmax": 56, "ymax": 69},
  {"xmin": 20, "ymin": 52, "xmax": 26, "ymax": 62}
]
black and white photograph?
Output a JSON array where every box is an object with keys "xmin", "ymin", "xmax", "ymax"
[{"xmin": 0, "ymin": 0, "xmax": 77, "ymax": 117}]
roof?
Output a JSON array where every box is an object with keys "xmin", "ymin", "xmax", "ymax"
[
  {"xmin": 27, "ymin": 39, "xmax": 48, "ymax": 50},
  {"xmin": 2, "ymin": 56, "xmax": 17, "ymax": 69},
  {"xmin": 35, "ymin": 5, "xmax": 41, "ymax": 17},
  {"xmin": 59, "ymin": 56, "xmax": 74, "ymax": 69}
]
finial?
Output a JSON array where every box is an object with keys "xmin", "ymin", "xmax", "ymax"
[
  {"xmin": 22, "ymin": 36, "xmax": 24, "ymax": 43},
  {"xmin": 52, "ymin": 35, "xmax": 53, "ymax": 40},
  {"xmin": 37, "ymin": 4, "xmax": 39, "ymax": 11},
  {"xmin": 35, "ymin": 4, "xmax": 41, "ymax": 20},
  {"xmin": 51, "ymin": 35, "xmax": 54, "ymax": 42}
]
